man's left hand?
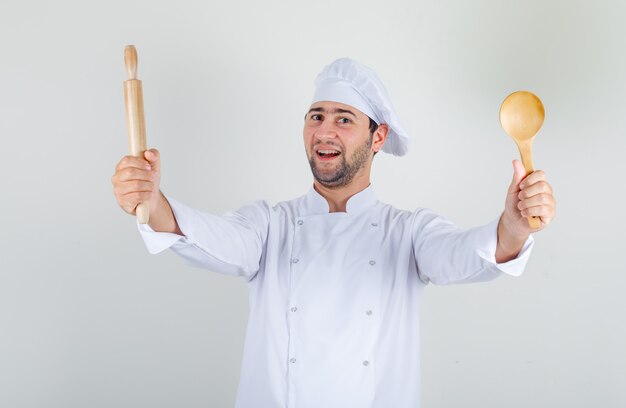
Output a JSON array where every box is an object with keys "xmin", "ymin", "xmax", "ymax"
[{"xmin": 496, "ymin": 159, "xmax": 556, "ymax": 262}]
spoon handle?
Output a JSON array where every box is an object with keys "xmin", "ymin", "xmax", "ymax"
[{"xmin": 516, "ymin": 139, "xmax": 542, "ymax": 229}]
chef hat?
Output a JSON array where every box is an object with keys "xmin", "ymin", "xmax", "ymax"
[{"xmin": 312, "ymin": 58, "xmax": 410, "ymax": 156}]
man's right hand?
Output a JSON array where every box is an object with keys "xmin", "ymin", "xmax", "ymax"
[
  {"xmin": 112, "ymin": 148, "xmax": 183, "ymax": 235},
  {"xmin": 111, "ymin": 148, "xmax": 162, "ymax": 218}
]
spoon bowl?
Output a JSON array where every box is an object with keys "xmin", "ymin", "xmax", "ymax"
[{"xmin": 500, "ymin": 91, "xmax": 544, "ymax": 142}]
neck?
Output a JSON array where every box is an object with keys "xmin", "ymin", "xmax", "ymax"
[{"xmin": 313, "ymin": 170, "xmax": 371, "ymax": 213}]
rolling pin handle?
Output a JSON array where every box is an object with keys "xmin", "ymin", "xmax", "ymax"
[{"xmin": 124, "ymin": 45, "xmax": 138, "ymax": 80}]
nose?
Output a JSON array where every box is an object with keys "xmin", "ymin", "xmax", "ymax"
[{"xmin": 314, "ymin": 118, "xmax": 338, "ymax": 142}]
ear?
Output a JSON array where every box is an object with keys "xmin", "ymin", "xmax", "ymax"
[{"xmin": 372, "ymin": 124, "xmax": 388, "ymax": 153}]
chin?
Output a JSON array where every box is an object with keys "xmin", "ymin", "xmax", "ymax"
[{"xmin": 314, "ymin": 173, "xmax": 348, "ymax": 188}]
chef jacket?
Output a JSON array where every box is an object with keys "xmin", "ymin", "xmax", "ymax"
[{"xmin": 137, "ymin": 184, "xmax": 534, "ymax": 408}]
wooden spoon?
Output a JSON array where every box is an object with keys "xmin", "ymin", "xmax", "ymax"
[{"xmin": 499, "ymin": 91, "xmax": 544, "ymax": 229}]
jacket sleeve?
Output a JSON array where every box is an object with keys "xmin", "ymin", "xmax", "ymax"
[
  {"xmin": 137, "ymin": 195, "xmax": 271, "ymax": 280},
  {"xmin": 411, "ymin": 208, "xmax": 534, "ymax": 285}
]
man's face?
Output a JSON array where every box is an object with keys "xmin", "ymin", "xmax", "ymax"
[{"xmin": 303, "ymin": 101, "xmax": 376, "ymax": 188}]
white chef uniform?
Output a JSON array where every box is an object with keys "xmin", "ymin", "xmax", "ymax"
[{"xmin": 137, "ymin": 184, "xmax": 533, "ymax": 408}]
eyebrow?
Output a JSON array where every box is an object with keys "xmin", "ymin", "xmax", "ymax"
[{"xmin": 306, "ymin": 107, "xmax": 358, "ymax": 119}]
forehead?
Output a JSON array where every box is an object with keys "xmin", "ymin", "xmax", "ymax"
[{"xmin": 308, "ymin": 101, "xmax": 367, "ymax": 118}]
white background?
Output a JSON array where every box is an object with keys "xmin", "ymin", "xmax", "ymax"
[{"xmin": 1, "ymin": 0, "xmax": 624, "ymax": 407}]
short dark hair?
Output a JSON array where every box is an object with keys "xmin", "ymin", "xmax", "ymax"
[
  {"xmin": 368, "ymin": 117, "xmax": 379, "ymax": 135},
  {"xmin": 368, "ymin": 117, "xmax": 379, "ymax": 156}
]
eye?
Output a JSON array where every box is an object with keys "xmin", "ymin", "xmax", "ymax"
[
  {"xmin": 338, "ymin": 117, "xmax": 351, "ymax": 124},
  {"xmin": 310, "ymin": 114, "xmax": 322, "ymax": 121}
]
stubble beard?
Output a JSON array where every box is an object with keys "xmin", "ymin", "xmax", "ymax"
[{"xmin": 308, "ymin": 135, "xmax": 373, "ymax": 189}]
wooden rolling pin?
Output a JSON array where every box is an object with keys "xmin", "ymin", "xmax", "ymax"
[{"xmin": 123, "ymin": 45, "xmax": 149, "ymax": 224}]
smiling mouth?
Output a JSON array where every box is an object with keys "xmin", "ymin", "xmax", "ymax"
[{"xmin": 316, "ymin": 149, "xmax": 342, "ymax": 159}]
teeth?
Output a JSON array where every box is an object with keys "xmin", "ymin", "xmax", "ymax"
[{"xmin": 318, "ymin": 150, "xmax": 340, "ymax": 154}]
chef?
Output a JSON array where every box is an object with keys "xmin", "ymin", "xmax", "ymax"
[{"xmin": 111, "ymin": 58, "xmax": 556, "ymax": 408}]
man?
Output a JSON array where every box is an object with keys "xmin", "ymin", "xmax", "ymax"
[{"xmin": 111, "ymin": 58, "xmax": 556, "ymax": 408}]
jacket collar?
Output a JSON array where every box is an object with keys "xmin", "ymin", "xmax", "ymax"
[{"xmin": 300, "ymin": 183, "xmax": 378, "ymax": 216}]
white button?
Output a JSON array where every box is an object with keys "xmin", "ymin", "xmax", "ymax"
[
  {"xmin": 297, "ymin": 220, "xmax": 303, "ymax": 225},
  {"xmin": 290, "ymin": 358, "xmax": 297, "ymax": 363},
  {"xmin": 369, "ymin": 260, "xmax": 376, "ymax": 266},
  {"xmin": 363, "ymin": 360, "xmax": 369, "ymax": 366},
  {"xmin": 366, "ymin": 310, "xmax": 373, "ymax": 316},
  {"xmin": 371, "ymin": 222, "xmax": 378, "ymax": 227},
  {"xmin": 291, "ymin": 307, "xmax": 298, "ymax": 312},
  {"xmin": 292, "ymin": 258, "xmax": 299, "ymax": 263}
]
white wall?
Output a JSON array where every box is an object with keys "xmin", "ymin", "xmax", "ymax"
[{"xmin": 1, "ymin": 0, "xmax": 624, "ymax": 407}]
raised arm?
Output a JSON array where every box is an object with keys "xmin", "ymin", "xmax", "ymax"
[
  {"xmin": 413, "ymin": 159, "xmax": 555, "ymax": 285},
  {"xmin": 112, "ymin": 148, "xmax": 270, "ymax": 280}
]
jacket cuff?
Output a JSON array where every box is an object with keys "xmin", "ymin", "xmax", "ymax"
[
  {"xmin": 476, "ymin": 217, "xmax": 535, "ymax": 277},
  {"xmin": 137, "ymin": 219, "xmax": 186, "ymax": 254},
  {"xmin": 136, "ymin": 194, "xmax": 192, "ymax": 254}
]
